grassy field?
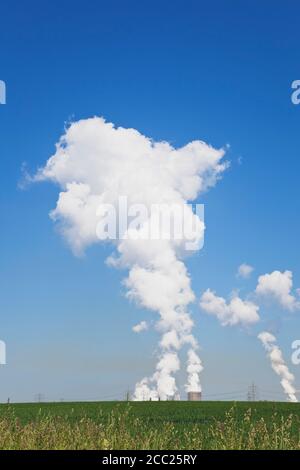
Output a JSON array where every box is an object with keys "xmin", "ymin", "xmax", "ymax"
[{"xmin": 0, "ymin": 401, "xmax": 299, "ymax": 450}]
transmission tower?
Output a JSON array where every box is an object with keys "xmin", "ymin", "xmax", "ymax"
[
  {"xmin": 35, "ymin": 393, "xmax": 45, "ymax": 403},
  {"xmin": 247, "ymin": 382, "xmax": 258, "ymax": 401}
]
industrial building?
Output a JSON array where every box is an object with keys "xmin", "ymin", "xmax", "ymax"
[{"xmin": 187, "ymin": 391, "xmax": 202, "ymax": 401}]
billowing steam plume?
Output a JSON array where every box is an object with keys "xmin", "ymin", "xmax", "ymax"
[
  {"xmin": 33, "ymin": 117, "xmax": 227, "ymax": 399},
  {"xmin": 185, "ymin": 348, "xmax": 203, "ymax": 393},
  {"xmin": 258, "ymin": 331, "xmax": 297, "ymax": 402}
]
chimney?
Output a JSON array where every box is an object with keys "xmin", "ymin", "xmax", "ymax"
[{"xmin": 187, "ymin": 391, "xmax": 202, "ymax": 401}]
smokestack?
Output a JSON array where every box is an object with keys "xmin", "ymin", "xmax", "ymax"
[{"xmin": 187, "ymin": 391, "xmax": 202, "ymax": 401}]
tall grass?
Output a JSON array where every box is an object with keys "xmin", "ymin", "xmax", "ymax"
[{"xmin": 0, "ymin": 405, "xmax": 300, "ymax": 450}]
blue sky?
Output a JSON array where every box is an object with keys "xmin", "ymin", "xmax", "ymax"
[{"xmin": 0, "ymin": 0, "xmax": 300, "ymax": 402}]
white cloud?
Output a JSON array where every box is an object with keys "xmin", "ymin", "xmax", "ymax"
[
  {"xmin": 256, "ymin": 270, "xmax": 300, "ymax": 311},
  {"xmin": 199, "ymin": 289, "xmax": 260, "ymax": 326},
  {"xmin": 34, "ymin": 116, "xmax": 228, "ymax": 400},
  {"xmin": 34, "ymin": 117, "xmax": 227, "ymax": 256},
  {"xmin": 132, "ymin": 321, "xmax": 148, "ymax": 333},
  {"xmin": 237, "ymin": 263, "xmax": 254, "ymax": 279}
]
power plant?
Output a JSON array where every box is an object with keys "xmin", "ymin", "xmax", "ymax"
[{"xmin": 187, "ymin": 391, "xmax": 202, "ymax": 401}]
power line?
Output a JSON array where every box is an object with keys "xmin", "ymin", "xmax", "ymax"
[
  {"xmin": 26, "ymin": 385, "xmax": 295, "ymax": 403},
  {"xmin": 203, "ymin": 389, "xmax": 248, "ymax": 398}
]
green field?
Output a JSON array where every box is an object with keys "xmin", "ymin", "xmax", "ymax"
[{"xmin": 0, "ymin": 401, "xmax": 299, "ymax": 450}]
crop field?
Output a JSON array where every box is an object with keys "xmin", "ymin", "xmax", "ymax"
[{"xmin": 0, "ymin": 401, "xmax": 300, "ymax": 450}]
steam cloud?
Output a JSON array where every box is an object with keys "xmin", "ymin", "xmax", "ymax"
[
  {"xmin": 185, "ymin": 348, "xmax": 203, "ymax": 393},
  {"xmin": 256, "ymin": 270, "xmax": 300, "ymax": 312},
  {"xmin": 132, "ymin": 321, "xmax": 148, "ymax": 333},
  {"xmin": 258, "ymin": 331, "xmax": 298, "ymax": 402},
  {"xmin": 34, "ymin": 117, "xmax": 227, "ymax": 400},
  {"xmin": 199, "ymin": 289, "xmax": 260, "ymax": 326},
  {"xmin": 237, "ymin": 263, "xmax": 254, "ymax": 279},
  {"xmin": 199, "ymin": 267, "xmax": 299, "ymax": 402}
]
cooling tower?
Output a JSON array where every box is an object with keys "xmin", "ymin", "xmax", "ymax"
[{"xmin": 187, "ymin": 391, "xmax": 202, "ymax": 401}]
